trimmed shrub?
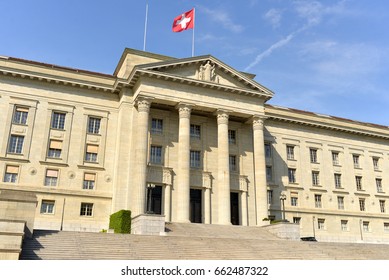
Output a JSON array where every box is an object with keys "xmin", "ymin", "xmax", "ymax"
[{"xmin": 109, "ymin": 210, "xmax": 132, "ymax": 234}]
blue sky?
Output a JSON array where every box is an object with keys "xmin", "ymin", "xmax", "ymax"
[{"xmin": 1, "ymin": 0, "xmax": 388, "ymax": 125}]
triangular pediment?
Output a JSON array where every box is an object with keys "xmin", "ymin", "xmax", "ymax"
[{"xmin": 131, "ymin": 55, "xmax": 273, "ymax": 98}]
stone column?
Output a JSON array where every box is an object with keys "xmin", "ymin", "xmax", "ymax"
[
  {"xmin": 240, "ymin": 176, "xmax": 249, "ymax": 226},
  {"xmin": 203, "ymin": 172, "xmax": 212, "ymax": 224},
  {"xmin": 217, "ymin": 110, "xmax": 231, "ymax": 225},
  {"xmin": 176, "ymin": 104, "xmax": 192, "ymax": 223},
  {"xmin": 130, "ymin": 98, "xmax": 151, "ymax": 217},
  {"xmin": 252, "ymin": 116, "xmax": 268, "ymax": 226}
]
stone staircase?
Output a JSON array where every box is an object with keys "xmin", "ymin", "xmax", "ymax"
[{"xmin": 20, "ymin": 223, "xmax": 389, "ymax": 260}]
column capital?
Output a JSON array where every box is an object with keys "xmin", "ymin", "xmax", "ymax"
[
  {"xmin": 216, "ymin": 109, "xmax": 230, "ymax": 125},
  {"xmin": 135, "ymin": 97, "xmax": 153, "ymax": 113},
  {"xmin": 176, "ymin": 103, "xmax": 193, "ymax": 119},
  {"xmin": 251, "ymin": 115, "xmax": 267, "ymax": 131}
]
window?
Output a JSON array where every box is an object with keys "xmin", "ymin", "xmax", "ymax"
[
  {"xmin": 228, "ymin": 130, "xmax": 236, "ymax": 144},
  {"xmin": 85, "ymin": 144, "xmax": 98, "ymax": 162},
  {"xmin": 265, "ymin": 143, "xmax": 272, "ymax": 158},
  {"xmin": 40, "ymin": 200, "xmax": 55, "ymax": 214},
  {"xmin": 288, "ymin": 168, "xmax": 296, "ymax": 183},
  {"xmin": 380, "ymin": 200, "xmax": 386, "ymax": 213},
  {"xmin": 341, "ymin": 220, "xmax": 348, "ymax": 231},
  {"xmin": 4, "ymin": 165, "xmax": 18, "ymax": 183},
  {"xmin": 353, "ymin": 154, "xmax": 360, "ymax": 168},
  {"xmin": 356, "ymin": 176, "xmax": 363, "ymax": 191},
  {"xmin": 293, "ymin": 217, "xmax": 301, "ymax": 225},
  {"xmin": 334, "ymin": 173, "xmax": 342, "ymax": 189},
  {"xmin": 229, "ymin": 155, "xmax": 237, "ymax": 172},
  {"xmin": 51, "ymin": 112, "xmax": 66, "ymax": 130},
  {"xmin": 317, "ymin": 219, "xmax": 325, "ymax": 230},
  {"xmin": 315, "ymin": 194, "xmax": 322, "ymax": 208},
  {"xmin": 376, "ymin": 178, "xmax": 383, "ymax": 193},
  {"xmin": 45, "ymin": 169, "xmax": 58, "ymax": 186},
  {"xmin": 363, "ymin": 221, "xmax": 370, "ymax": 232},
  {"xmin": 337, "ymin": 196, "xmax": 344, "ymax": 210},
  {"xmin": 13, "ymin": 107, "xmax": 28, "ymax": 125},
  {"xmin": 47, "ymin": 140, "xmax": 62, "ymax": 158},
  {"xmin": 359, "ymin": 198, "xmax": 366, "ymax": 211},
  {"xmin": 150, "ymin": 145, "xmax": 163, "ymax": 164},
  {"xmin": 190, "ymin": 150, "xmax": 201, "ymax": 168},
  {"xmin": 286, "ymin": 145, "xmax": 295, "ymax": 160},
  {"xmin": 373, "ymin": 157, "xmax": 380, "ymax": 171},
  {"xmin": 291, "ymin": 193, "xmax": 298, "ymax": 207},
  {"xmin": 88, "ymin": 117, "xmax": 101, "ymax": 134},
  {"xmin": 267, "ymin": 190, "xmax": 273, "ymax": 205},
  {"xmin": 80, "ymin": 203, "xmax": 93, "ymax": 216},
  {"xmin": 190, "ymin": 124, "xmax": 201, "ymax": 140},
  {"xmin": 312, "ymin": 171, "xmax": 320, "ymax": 186},
  {"xmin": 83, "ymin": 173, "xmax": 96, "ymax": 190},
  {"xmin": 266, "ymin": 166, "xmax": 273, "ymax": 182},
  {"xmin": 151, "ymin": 118, "xmax": 163, "ymax": 134},
  {"xmin": 7, "ymin": 135, "xmax": 24, "ymax": 154},
  {"xmin": 384, "ymin": 223, "xmax": 389, "ymax": 233},
  {"xmin": 310, "ymin": 148, "xmax": 318, "ymax": 163},
  {"xmin": 332, "ymin": 151, "xmax": 340, "ymax": 165}
]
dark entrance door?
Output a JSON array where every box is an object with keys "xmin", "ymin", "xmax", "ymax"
[
  {"xmin": 190, "ymin": 189, "xmax": 202, "ymax": 223},
  {"xmin": 230, "ymin": 192, "xmax": 240, "ymax": 225},
  {"xmin": 147, "ymin": 185, "xmax": 162, "ymax": 214}
]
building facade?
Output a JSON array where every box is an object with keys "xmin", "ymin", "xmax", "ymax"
[{"xmin": 1, "ymin": 48, "xmax": 389, "ymax": 242}]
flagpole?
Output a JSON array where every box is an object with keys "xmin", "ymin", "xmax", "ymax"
[
  {"xmin": 143, "ymin": 0, "xmax": 149, "ymax": 51},
  {"xmin": 192, "ymin": 7, "xmax": 195, "ymax": 57}
]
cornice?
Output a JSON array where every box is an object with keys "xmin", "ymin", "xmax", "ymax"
[
  {"xmin": 127, "ymin": 69, "xmax": 273, "ymax": 100},
  {"xmin": 265, "ymin": 104, "xmax": 389, "ymax": 140}
]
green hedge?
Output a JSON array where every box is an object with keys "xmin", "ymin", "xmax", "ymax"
[{"xmin": 109, "ymin": 210, "xmax": 132, "ymax": 234}]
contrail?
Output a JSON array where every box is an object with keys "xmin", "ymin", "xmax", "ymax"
[{"xmin": 245, "ymin": 25, "xmax": 308, "ymax": 71}]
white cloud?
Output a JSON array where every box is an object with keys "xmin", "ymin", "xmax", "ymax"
[
  {"xmin": 245, "ymin": 0, "xmax": 351, "ymax": 70},
  {"xmin": 264, "ymin": 8, "xmax": 283, "ymax": 28},
  {"xmin": 200, "ymin": 7, "xmax": 244, "ymax": 33}
]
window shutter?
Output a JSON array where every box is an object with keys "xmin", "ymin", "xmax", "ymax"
[
  {"xmin": 6, "ymin": 165, "xmax": 19, "ymax": 173},
  {"xmin": 86, "ymin": 145, "xmax": 98, "ymax": 153},
  {"xmin": 50, "ymin": 140, "xmax": 62, "ymax": 149},
  {"xmin": 46, "ymin": 169, "xmax": 58, "ymax": 177},
  {"xmin": 84, "ymin": 173, "xmax": 96, "ymax": 181}
]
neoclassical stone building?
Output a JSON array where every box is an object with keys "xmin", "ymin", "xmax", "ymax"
[{"xmin": 1, "ymin": 48, "xmax": 389, "ymax": 242}]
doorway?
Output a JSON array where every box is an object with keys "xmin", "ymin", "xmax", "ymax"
[
  {"xmin": 190, "ymin": 189, "xmax": 202, "ymax": 223},
  {"xmin": 146, "ymin": 185, "xmax": 162, "ymax": 214},
  {"xmin": 230, "ymin": 192, "xmax": 240, "ymax": 225}
]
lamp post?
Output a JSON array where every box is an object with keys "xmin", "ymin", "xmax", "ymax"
[
  {"xmin": 146, "ymin": 183, "xmax": 155, "ymax": 214},
  {"xmin": 279, "ymin": 192, "xmax": 287, "ymax": 221}
]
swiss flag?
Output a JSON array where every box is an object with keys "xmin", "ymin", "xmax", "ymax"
[{"xmin": 172, "ymin": 9, "xmax": 194, "ymax": 32}]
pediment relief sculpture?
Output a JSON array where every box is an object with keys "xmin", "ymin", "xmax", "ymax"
[{"xmin": 197, "ymin": 60, "xmax": 219, "ymax": 83}]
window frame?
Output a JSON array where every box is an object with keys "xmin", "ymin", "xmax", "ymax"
[
  {"xmin": 310, "ymin": 148, "xmax": 318, "ymax": 163},
  {"xmin": 80, "ymin": 202, "xmax": 94, "ymax": 217},
  {"xmin": 314, "ymin": 194, "xmax": 322, "ymax": 208},
  {"xmin": 286, "ymin": 145, "xmax": 295, "ymax": 160},
  {"xmin": 40, "ymin": 200, "xmax": 55, "ymax": 214},
  {"xmin": 87, "ymin": 116, "xmax": 101, "ymax": 134},
  {"xmin": 3, "ymin": 165, "xmax": 19, "ymax": 183},
  {"xmin": 190, "ymin": 124, "xmax": 201, "ymax": 140},
  {"xmin": 151, "ymin": 118, "xmax": 163, "ymax": 135},
  {"xmin": 149, "ymin": 145, "xmax": 163, "ymax": 165},
  {"xmin": 51, "ymin": 112, "xmax": 66, "ymax": 130},
  {"xmin": 228, "ymin": 129, "xmax": 237, "ymax": 145},
  {"xmin": 12, "ymin": 106, "xmax": 29, "ymax": 125},
  {"xmin": 190, "ymin": 150, "xmax": 201, "ymax": 169},
  {"xmin": 7, "ymin": 135, "xmax": 24, "ymax": 154},
  {"xmin": 288, "ymin": 168, "xmax": 296, "ymax": 184}
]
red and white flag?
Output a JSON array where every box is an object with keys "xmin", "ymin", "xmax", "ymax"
[{"xmin": 172, "ymin": 9, "xmax": 195, "ymax": 32}]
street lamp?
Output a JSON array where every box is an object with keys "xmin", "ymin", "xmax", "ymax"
[
  {"xmin": 146, "ymin": 183, "xmax": 156, "ymax": 214},
  {"xmin": 279, "ymin": 191, "xmax": 287, "ymax": 221}
]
